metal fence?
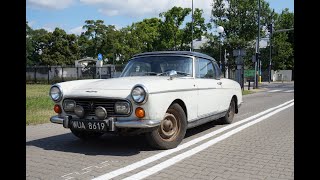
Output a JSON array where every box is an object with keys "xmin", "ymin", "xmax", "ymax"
[
  {"xmin": 26, "ymin": 65, "xmax": 240, "ymax": 84},
  {"xmin": 26, "ymin": 65, "xmax": 126, "ymax": 84}
]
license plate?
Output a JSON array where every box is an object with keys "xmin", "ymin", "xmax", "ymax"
[{"xmin": 70, "ymin": 120, "xmax": 108, "ymax": 132}]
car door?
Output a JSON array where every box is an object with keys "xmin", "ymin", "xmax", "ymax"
[
  {"xmin": 195, "ymin": 58, "xmax": 223, "ymax": 118},
  {"xmin": 212, "ymin": 61, "xmax": 232, "ymax": 112}
]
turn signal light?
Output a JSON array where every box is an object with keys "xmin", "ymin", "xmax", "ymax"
[
  {"xmin": 54, "ymin": 104, "xmax": 62, "ymax": 113},
  {"xmin": 135, "ymin": 107, "xmax": 145, "ymax": 118}
]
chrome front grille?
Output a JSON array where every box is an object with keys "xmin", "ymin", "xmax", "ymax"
[{"xmin": 64, "ymin": 98, "xmax": 131, "ymax": 117}]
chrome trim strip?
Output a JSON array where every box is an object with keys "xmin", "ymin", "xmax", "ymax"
[
  {"xmin": 149, "ymin": 87, "xmax": 216, "ymax": 94},
  {"xmin": 50, "ymin": 115, "xmax": 161, "ymax": 129},
  {"xmin": 50, "ymin": 115, "xmax": 63, "ymax": 124},
  {"xmin": 115, "ymin": 119, "xmax": 161, "ymax": 128},
  {"xmin": 187, "ymin": 110, "xmax": 227, "ymax": 129}
]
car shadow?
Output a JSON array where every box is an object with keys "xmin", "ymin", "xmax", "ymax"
[
  {"xmin": 26, "ymin": 120, "xmax": 224, "ymax": 156},
  {"xmin": 185, "ymin": 119, "xmax": 224, "ymax": 138},
  {"xmin": 26, "ymin": 133, "xmax": 154, "ymax": 156}
]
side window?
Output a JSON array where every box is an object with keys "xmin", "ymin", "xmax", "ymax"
[
  {"xmin": 196, "ymin": 58, "xmax": 216, "ymax": 79},
  {"xmin": 213, "ymin": 61, "xmax": 222, "ymax": 79}
]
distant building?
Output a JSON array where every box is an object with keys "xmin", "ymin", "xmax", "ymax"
[
  {"xmin": 74, "ymin": 57, "xmax": 97, "ymax": 67},
  {"xmin": 192, "ymin": 35, "xmax": 269, "ymax": 51},
  {"xmin": 193, "ymin": 36, "xmax": 210, "ymax": 51}
]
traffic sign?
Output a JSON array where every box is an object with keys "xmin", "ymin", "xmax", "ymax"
[
  {"xmin": 98, "ymin": 53, "xmax": 103, "ymax": 60},
  {"xmin": 244, "ymin": 70, "xmax": 255, "ymax": 77}
]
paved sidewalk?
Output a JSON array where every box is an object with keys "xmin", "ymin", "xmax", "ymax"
[{"xmin": 243, "ymin": 81, "xmax": 294, "ymax": 92}]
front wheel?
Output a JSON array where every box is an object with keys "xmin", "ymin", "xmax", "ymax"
[
  {"xmin": 220, "ymin": 99, "xmax": 236, "ymax": 124},
  {"xmin": 70, "ymin": 129, "xmax": 104, "ymax": 140},
  {"xmin": 146, "ymin": 103, "xmax": 187, "ymax": 150}
]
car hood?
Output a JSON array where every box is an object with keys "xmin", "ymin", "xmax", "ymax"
[{"xmin": 56, "ymin": 76, "xmax": 195, "ymax": 98}]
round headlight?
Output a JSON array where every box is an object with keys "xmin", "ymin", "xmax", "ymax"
[
  {"xmin": 50, "ymin": 86, "xmax": 62, "ymax": 102},
  {"xmin": 131, "ymin": 86, "xmax": 148, "ymax": 104}
]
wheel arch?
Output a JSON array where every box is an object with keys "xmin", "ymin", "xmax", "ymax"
[
  {"xmin": 169, "ymin": 99, "xmax": 188, "ymax": 120},
  {"xmin": 232, "ymin": 95, "xmax": 238, "ymax": 114}
]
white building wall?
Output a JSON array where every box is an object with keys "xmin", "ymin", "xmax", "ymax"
[{"xmin": 272, "ymin": 70, "xmax": 292, "ymax": 81}]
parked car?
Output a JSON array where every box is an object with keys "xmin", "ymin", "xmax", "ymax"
[{"xmin": 49, "ymin": 51, "xmax": 242, "ymax": 149}]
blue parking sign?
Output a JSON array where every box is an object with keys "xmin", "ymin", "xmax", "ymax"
[{"xmin": 98, "ymin": 53, "xmax": 103, "ymax": 60}]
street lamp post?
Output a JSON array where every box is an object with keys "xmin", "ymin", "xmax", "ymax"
[
  {"xmin": 191, "ymin": 0, "xmax": 194, "ymax": 51},
  {"xmin": 254, "ymin": 0, "xmax": 261, "ymax": 88},
  {"xmin": 217, "ymin": 26, "xmax": 224, "ymax": 75}
]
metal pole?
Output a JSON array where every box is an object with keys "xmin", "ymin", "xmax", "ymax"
[
  {"xmin": 253, "ymin": 39, "xmax": 257, "ymax": 89},
  {"xmin": 269, "ymin": 31, "xmax": 272, "ymax": 83},
  {"xmin": 76, "ymin": 66, "xmax": 79, "ymax": 80},
  {"xmin": 47, "ymin": 65, "xmax": 50, "ymax": 84},
  {"xmin": 61, "ymin": 66, "xmax": 64, "ymax": 82},
  {"xmin": 34, "ymin": 65, "xmax": 37, "ymax": 84},
  {"xmin": 191, "ymin": 0, "xmax": 194, "ymax": 51},
  {"xmin": 219, "ymin": 33, "xmax": 222, "ymax": 72},
  {"xmin": 225, "ymin": 49, "xmax": 228, "ymax": 78},
  {"xmin": 256, "ymin": 0, "xmax": 261, "ymax": 88}
]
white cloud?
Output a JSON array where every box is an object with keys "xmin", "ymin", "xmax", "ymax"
[
  {"xmin": 69, "ymin": 26, "xmax": 85, "ymax": 35},
  {"xmin": 43, "ymin": 26, "xmax": 54, "ymax": 32},
  {"xmin": 80, "ymin": 0, "xmax": 213, "ymax": 19},
  {"xmin": 27, "ymin": 0, "xmax": 74, "ymax": 10},
  {"xmin": 28, "ymin": 20, "xmax": 36, "ymax": 27}
]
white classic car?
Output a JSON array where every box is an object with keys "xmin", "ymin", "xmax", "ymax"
[{"xmin": 50, "ymin": 51, "xmax": 242, "ymax": 149}]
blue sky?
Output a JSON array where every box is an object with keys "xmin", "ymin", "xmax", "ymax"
[{"xmin": 26, "ymin": 0, "xmax": 294, "ymax": 35}]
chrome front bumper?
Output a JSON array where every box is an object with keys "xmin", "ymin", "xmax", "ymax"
[{"xmin": 50, "ymin": 115, "xmax": 161, "ymax": 130}]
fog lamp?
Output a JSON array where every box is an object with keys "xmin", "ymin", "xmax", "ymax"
[
  {"xmin": 95, "ymin": 106, "xmax": 107, "ymax": 120},
  {"xmin": 74, "ymin": 105, "xmax": 85, "ymax": 118}
]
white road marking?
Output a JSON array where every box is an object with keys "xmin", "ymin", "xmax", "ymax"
[
  {"xmin": 284, "ymin": 90, "xmax": 294, "ymax": 93},
  {"xmin": 61, "ymin": 161, "xmax": 117, "ymax": 180},
  {"xmin": 267, "ymin": 89, "xmax": 282, "ymax": 92},
  {"xmin": 92, "ymin": 99, "xmax": 294, "ymax": 180},
  {"xmin": 124, "ymin": 102, "xmax": 294, "ymax": 180}
]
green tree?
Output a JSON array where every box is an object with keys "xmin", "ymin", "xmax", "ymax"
[
  {"xmin": 40, "ymin": 28, "xmax": 80, "ymax": 65},
  {"xmin": 26, "ymin": 22, "xmax": 49, "ymax": 65},
  {"xmin": 159, "ymin": 6, "xmax": 191, "ymax": 50},
  {"xmin": 183, "ymin": 8, "xmax": 212, "ymax": 50},
  {"xmin": 26, "ymin": 21, "xmax": 34, "ymax": 65},
  {"xmin": 82, "ymin": 20, "xmax": 107, "ymax": 58},
  {"xmin": 271, "ymin": 8, "xmax": 294, "ymax": 70},
  {"xmin": 210, "ymin": 0, "xmax": 272, "ymax": 69}
]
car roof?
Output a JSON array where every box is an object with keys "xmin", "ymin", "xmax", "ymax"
[{"xmin": 132, "ymin": 51, "xmax": 216, "ymax": 62}]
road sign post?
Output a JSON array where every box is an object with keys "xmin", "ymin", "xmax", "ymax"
[
  {"xmin": 97, "ymin": 53, "xmax": 103, "ymax": 79},
  {"xmin": 233, "ymin": 49, "xmax": 246, "ymax": 90}
]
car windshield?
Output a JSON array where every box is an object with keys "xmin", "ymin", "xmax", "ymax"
[{"xmin": 120, "ymin": 55, "xmax": 193, "ymax": 77}]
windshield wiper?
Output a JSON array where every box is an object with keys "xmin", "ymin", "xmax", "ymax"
[
  {"xmin": 143, "ymin": 72, "xmax": 158, "ymax": 76},
  {"xmin": 157, "ymin": 71, "xmax": 191, "ymax": 77}
]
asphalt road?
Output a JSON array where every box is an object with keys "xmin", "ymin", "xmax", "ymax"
[{"xmin": 26, "ymin": 82, "xmax": 294, "ymax": 180}]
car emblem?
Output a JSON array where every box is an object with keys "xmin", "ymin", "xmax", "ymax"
[
  {"xmin": 85, "ymin": 90, "xmax": 97, "ymax": 93},
  {"xmin": 89, "ymin": 102, "xmax": 94, "ymax": 111}
]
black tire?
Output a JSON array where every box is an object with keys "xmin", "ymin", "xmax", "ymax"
[
  {"xmin": 70, "ymin": 129, "xmax": 104, "ymax": 140},
  {"xmin": 220, "ymin": 99, "xmax": 236, "ymax": 124},
  {"xmin": 146, "ymin": 103, "xmax": 187, "ymax": 150}
]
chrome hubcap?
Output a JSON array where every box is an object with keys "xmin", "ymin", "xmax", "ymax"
[{"xmin": 159, "ymin": 113, "xmax": 179, "ymax": 141}]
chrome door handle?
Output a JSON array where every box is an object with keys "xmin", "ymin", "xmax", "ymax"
[{"xmin": 217, "ymin": 82, "xmax": 222, "ymax": 85}]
